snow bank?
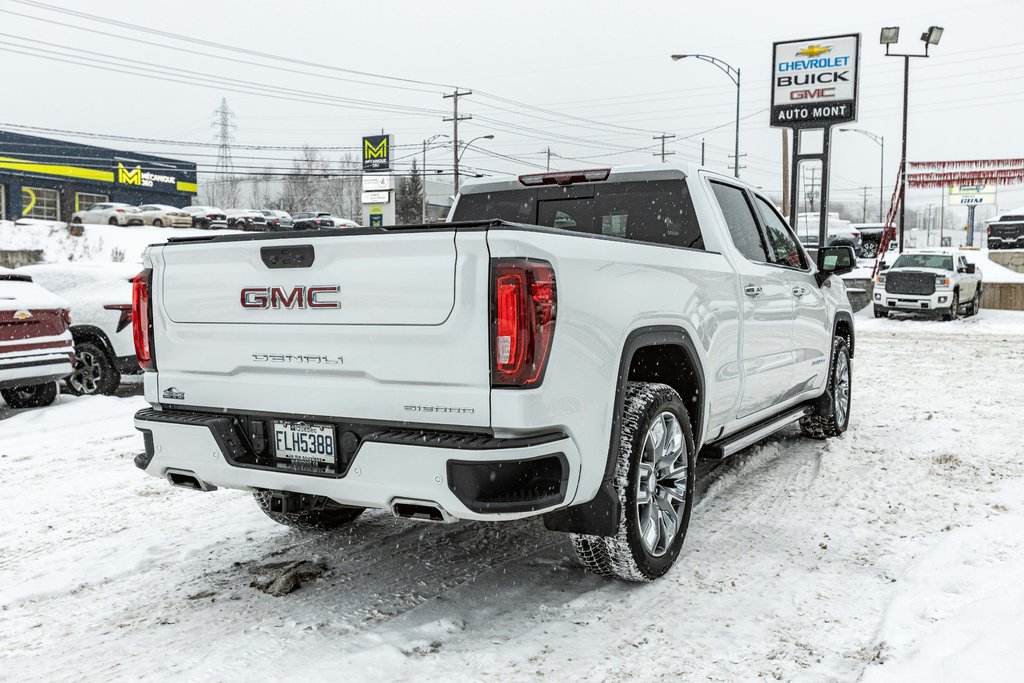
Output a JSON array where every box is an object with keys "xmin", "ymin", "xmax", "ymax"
[
  {"xmin": 0, "ymin": 219, "xmax": 240, "ymax": 265},
  {"xmin": 862, "ymin": 481, "xmax": 1024, "ymax": 682},
  {"xmin": 856, "ymin": 306, "xmax": 1024, "ymax": 335}
]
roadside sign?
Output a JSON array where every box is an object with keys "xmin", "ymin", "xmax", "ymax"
[
  {"xmin": 362, "ymin": 135, "xmax": 391, "ymax": 171},
  {"xmin": 947, "ymin": 183, "xmax": 997, "ymax": 206},
  {"xmin": 362, "ymin": 174, "xmax": 392, "ymax": 191},
  {"xmin": 361, "ymin": 190, "xmax": 390, "ymax": 204},
  {"xmin": 771, "ymin": 34, "xmax": 860, "ymax": 129}
]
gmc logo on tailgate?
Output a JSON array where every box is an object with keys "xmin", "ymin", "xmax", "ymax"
[{"xmin": 241, "ymin": 286, "xmax": 341, "ymax": 309}]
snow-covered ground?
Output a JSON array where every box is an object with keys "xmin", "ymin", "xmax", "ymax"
[
  {"xmin": 1, "ymin": 311, "xmax": 1023, "ymax": 681},
  {"xmin": 0, "ymin": 219, "xmax": 240, "ymax": 265}
]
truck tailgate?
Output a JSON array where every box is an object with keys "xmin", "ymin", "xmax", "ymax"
[{"xmin": 148, "ymin": 230, "xmax": 492, "ymax": 428}]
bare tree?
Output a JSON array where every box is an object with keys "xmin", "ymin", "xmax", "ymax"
[{"xmin": 281, "ymin": 146, "xmax": 329, "ymax": 214}]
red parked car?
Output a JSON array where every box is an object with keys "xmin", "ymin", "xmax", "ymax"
[{"xmin": 0, "ymin": 268, "xmax": 75, "ymax": 409}]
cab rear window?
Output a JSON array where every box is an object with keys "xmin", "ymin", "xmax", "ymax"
[{"xmin": 452, "ymin": 180, "xmax": 704, "ymax": 250}]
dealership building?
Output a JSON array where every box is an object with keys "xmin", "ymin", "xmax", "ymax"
[{"xmin": 0, "ymin": 130, "xmax": 198, "ymax": 222}]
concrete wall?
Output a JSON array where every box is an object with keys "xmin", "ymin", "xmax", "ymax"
[
  {"xmin": 987, "ymin": 251, "xmax": 1024, "ymax": 273},
  {"xmin": 982, "ymin": 282, "xmax": 1024, "ymax": 311},
  {"xmin": 0, "ymin": 249, "xmax": 43, "ymax": 269}
]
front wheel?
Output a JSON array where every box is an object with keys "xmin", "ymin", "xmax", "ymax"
[
  {"xmin": 800, "ymin": 336, "xmax": 852, "ymax": 440},
  {"xmin": 2, "ymin": 381, "xmax": 58, "ymax": 409},
  {"xmin": 571, "ymin": 382, "xmax": 695, "ymax": 582},
  {"xmin": 873, "ymin": 305, "xmax": 888, "ymax": 319},
  {"xmin": 942, "ymin": 291, "xmax": 960, "ymax": 321},
  {"xmin": 152, "ymin": 218, "xmax": 163, "ymax": 228},
  {"xmin": 253, "ymin": 490, "xmax": 364, "ymax": 530}
]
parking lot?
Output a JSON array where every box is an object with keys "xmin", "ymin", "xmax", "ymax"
[{"xmin": 3, "ymin": 311, "xmax": 1022, "ymax": 680}]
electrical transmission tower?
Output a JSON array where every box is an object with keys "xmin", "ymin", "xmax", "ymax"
[{"xmin": 211, "ymin": 98, "xmax": 237, "ymax": 205}]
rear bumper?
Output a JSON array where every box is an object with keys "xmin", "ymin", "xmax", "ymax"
[
  {"xmin": 0, "ymin": 357, "xmax": 73, "ymax": 389},
  {"xmin": 134, "ymin": 408, "xmax": 581, "ymax": 521}
]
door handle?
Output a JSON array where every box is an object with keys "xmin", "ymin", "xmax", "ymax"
[
  {"xmin": 744, "ymin": 284, "xmax": 763, "ymax": 298},
  {"xmin": 792, "ymin": 285, "xmax": 809, "ymax": 298}
]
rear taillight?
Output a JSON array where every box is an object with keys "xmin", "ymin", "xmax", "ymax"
[
  {"xmin": 132, "ymin": 269, "xmax": 155, "ymax": 371},
  {"xmin": 988, "ymin": 226, "xmax": 992, "ymax": 235},
  {"xmin": 115, "ymin": 208, "xmax": 125, "ymax": 213},
  {"xmin": 851, "ymin": 230, "xmax": 860, "ymax": 238},
  {"xmin": 59, "ymin": 308, "xmax": 72, "ymax": 327},
  {"xmin": 491, "ymin": 259, "xmax": 556, "ymax": 387}
]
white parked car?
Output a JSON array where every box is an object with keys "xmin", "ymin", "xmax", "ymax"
[
  {"xmin": 0, "ymin": 267, "xmax": 74, "ymax": 408},
  {"xmin": 18, "ymin": 263, "xmax": 141, "ymax": 395},
  {"xmin": 71, "ymin": 203, "xmax": 144, "ymax": 227},
  {"xmin": 133, "ymin": 163, "xmax": 857, "ymax": 583},
  {"xmin": 327, "ymin": 216, "xmax": 361, "ymax": 229},
  {"xmin": 138, "ymin": 204, "xmax": 193, "ymax": 228},
  {"xmin": 873, "ymin": 249, "xmax": 983, "ymax": 320}
]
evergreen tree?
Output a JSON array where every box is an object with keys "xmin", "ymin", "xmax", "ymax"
[{"xmin": 397, "ymin": 159, "xmax": 424, "ymax": 224}]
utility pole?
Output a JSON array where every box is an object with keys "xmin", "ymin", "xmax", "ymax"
[
  {"xmin": 781, "ymin": 129, "xmax": 790, "ymax": 216},
  {"xmin": 653, "ymin": 134, "xmax": 676, "ymax": 163},
  {"xmin": 211, "ymin": 97, "xmax": 236, "ymax": 207},
  {"xmin": 422, "ymin": 140, "xmax": 428, "ymax": 223},
  {"xmin": 862, "ymin": 186, "xmax": 869, "ymax": 222},
  {"xmin": 804, "ymin": 167, "xmax": 819, "ymax": 212},
  {"xmin": 939, "ymin": 188, "xmax": 945, "ymax": 246},
  {"xmin": 443, "ymin": 89, "xmax": 472, "ymax": 196},
  {"xmin": 546, "ymin": 147, "xmax": 552, "ymax": 171},
  {"xmin": 701, "ymin": 139, "xmax": 706, "ymax": 166}
]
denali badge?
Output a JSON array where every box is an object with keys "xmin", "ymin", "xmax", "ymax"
[
  {"xmin": 253, "ymin": 353, "xmax": 344, "ymax": 365},
  {"xmin": 240, "ymin": 286, "xmax": 341, "ymax": 310},
  {"xmin": 162, "ymin": 387, "xmax": 185, "ymax": 400},
  {"xmin": 404, "ymin": 405, "xmax": 475, "ymax": 414}
]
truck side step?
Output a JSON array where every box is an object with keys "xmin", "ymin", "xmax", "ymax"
[{"xmin": 699, "ymin": 405, "xmax": 813, "ymax": 461}]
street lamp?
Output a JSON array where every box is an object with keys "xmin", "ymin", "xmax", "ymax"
[
  {"xmin": 421, "ymin": 133, "xmax": 449, "ymax": 223},
  {"xmin": 881, "ymin": 24, "xmax": 943, "ymax": 252},
  {"xmin": 454, "ymin": 134, "xmax": 494, "ymax": 195},
  {"xmin": 839, "ymin": 128, "xmax": 885, "ymax": 222},
  {"xmin": 671, "ymin": 53, "xmax": 741, "ymax": 177}
]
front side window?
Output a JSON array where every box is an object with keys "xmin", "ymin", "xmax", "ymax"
[
  {"xmin": 709, "ymin": 181, "xmax": 768, "ymax": 262},
  {"xmin": 754, "ymin": 196, "xmax": 806, "ymax": 269}
]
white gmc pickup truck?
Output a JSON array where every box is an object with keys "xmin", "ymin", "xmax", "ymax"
[{"xmin": 133, "ymin": 164, "xmax": 856, "ymax": 582}]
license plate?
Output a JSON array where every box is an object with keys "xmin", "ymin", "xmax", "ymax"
[{"xmin": 272, "ymin": 420, "xmax": 336, "ymax": 468}]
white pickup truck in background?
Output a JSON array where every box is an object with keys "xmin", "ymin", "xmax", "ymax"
[
  {"xmin": 873, "ymin": 249, "xmax": 983, "ymax": 320},
  {"xmin": 133, "ymin": 163, "xmax": 856, "ymax": 582}
]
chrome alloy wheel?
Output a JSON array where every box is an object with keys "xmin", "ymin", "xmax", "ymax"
[
  {"xmin": 834, "ymin": 352, "xmax": 851, "ymax": 427},
  {"xmin": 69, "ymin": 349, "xmax": 102, "ymax": 394},
  {"xmin": 635, "ymin": 411, "xmax": 689, "ymax": 557}
]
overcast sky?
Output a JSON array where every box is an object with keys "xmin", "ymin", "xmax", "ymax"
[{"xmin": 2, "ymin": 0, "xmax": 1022, "ymax": 218}]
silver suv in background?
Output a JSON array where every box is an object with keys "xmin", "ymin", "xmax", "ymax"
[{"xmin": 259, "ymin": 210, "xmax": 293, "ymax": 231}]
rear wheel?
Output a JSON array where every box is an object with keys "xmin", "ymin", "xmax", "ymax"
[
  {"xmin": 571, "ymin": 382, "xmax": 695, "ymax": 582},
  {"xmin": 800, "ymin": 336, "xmax": 851, "ymax": 440},
  {"xmin": 2, "ymin": 381, "xmax": 58, "ymax": 409},
  {"xmin": 65, "ymin": 342, "xmax": 120, "ymax": 396},
  {"xmin": 967, "ymin": 288, "xmax": 982, "ymax": 317},
  {"xmin": 152, "ymin": 218, "xmax": 163, "ymax": 228},
  {"xmin": 253, "ymin": 490, "xmax": 365, "ymax": 530},
  {"xmin": 108, "ymin": 217, "xmax": 119, "ymax": 226}
]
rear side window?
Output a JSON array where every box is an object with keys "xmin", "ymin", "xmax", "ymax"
[
  {"xmin": 710, "ymin": 182, "xmax": 768, "ymax": 262},
  {"xmin": 452, "ymin": 180, "xmax": 704, "ymax": 250}
]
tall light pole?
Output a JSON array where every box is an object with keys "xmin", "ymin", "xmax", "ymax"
[
  {"xmin": 671, "ymin": 53, "xmax": 741, "ymax": 177},
  {"xmin": 454, "ymin": 134, "xmax": 495, "ymax": 194},
  {"xmin": 880, "ymin": 25, "xmax": 943, "ymax": 253},
  {"xmin": 839, "ymin": 128, "xmax": 885, "ymax": 222},
  {"xmin": 421, "ymin": 133, "xmax": 449, "ymax": 223}
]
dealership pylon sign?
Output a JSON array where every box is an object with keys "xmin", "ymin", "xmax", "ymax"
[
  {"xmin": 771, "ymin": 34, "xmax": 860, "ymax": 129},
  {"xmin": 772, "ymin": 33, "xmax": 861, "ymax": 247}
]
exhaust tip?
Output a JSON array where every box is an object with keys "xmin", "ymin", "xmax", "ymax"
[
  {"xmin": 391, "ymin": 498, "xmax": 455, "ymax": 524},
  {"xmin": 165, "ymin": 468, "xmax": 217, "ymax": 492}
]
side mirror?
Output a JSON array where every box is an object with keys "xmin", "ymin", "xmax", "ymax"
[
  {"xmin": 816, "ymin": 245, "xmax": 857, "ymax": 286},
  {"xmin": 879, "ymin": 262, "xmax": 890, "ymax": 271},
  {"xmin": 965, "ymin": 263, "xmax": 976, "ymax": 274}
]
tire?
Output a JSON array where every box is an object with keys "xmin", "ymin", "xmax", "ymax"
[
  {"xmin": 800, "ymin": 336, "xmax": 851, "ymax": 440},
  {"xmin": 153, "ymin": 218, "xmax": 163, "ymax": 228},
  {"xmin": 65, "ymin": 342, "xmax": 120, "ymax": 396},
  {"xmin": 253, "ymin": 490, "xmax": 364, "ymax": 530},
  {"xmin": 2, "ymin": 381, "xmax": 58, "ymax": 409},
  {"xmin": 71, "ymin": 216, "xmax": 82, "ymax": 224},
  {"xmin": 942, "ymin": 291, "xmax": 960, "ymax": 321},
  {"xmin": 873, "ymin": 305, "xmax": 889, "ymax": 319},
  {"xmin": 861, "ymin": 241, "xmax": 878, "ymax": 258},
  {"xmin": 570, "ymin": 382, "xmax": 696, "ymax": 582},
  {"xmin": 108, "ymin": 217, "xmax": 119, "ymax": 226},
  {"xmin": 967, "ymin": 288, "xmax": 982, "ymax": 317}
]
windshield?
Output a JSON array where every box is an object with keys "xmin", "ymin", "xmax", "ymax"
[
  {"xmin": 892, "ymin": 254, "xmax": 954, "ymax": 271},
  {"xmin": 451, "ymin": 180, "xmax": 704, "ymax": 250}
]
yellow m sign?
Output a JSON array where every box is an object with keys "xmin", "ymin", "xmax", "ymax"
[
  {"xmin": 118, "ymin": 163, "xmax": 142, "ymax": 185},
  {"xmin": 362, "ymin": 135, "xmax": 390, "ymax": 170}
]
